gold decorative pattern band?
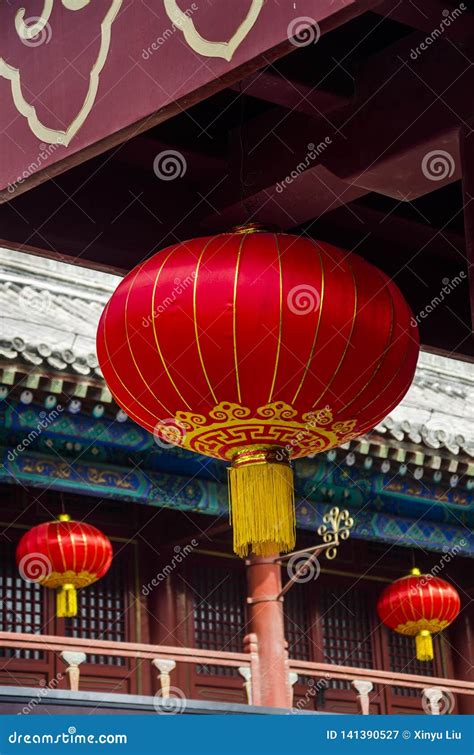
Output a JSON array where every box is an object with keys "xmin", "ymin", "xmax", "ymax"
[{"xmin": 155, "ymin": 400, "xmax": 358, "ymax": 461}]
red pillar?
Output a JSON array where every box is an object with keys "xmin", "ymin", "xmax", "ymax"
[{"xmin": 246, "ymin": 556, "xmax": 290, "ymax": 708}]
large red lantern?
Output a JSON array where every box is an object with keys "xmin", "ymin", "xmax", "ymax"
[
  {"xmin": 97, "ymin": 228, "xmax": 419, "ymax": 557},
  {"xmin": 377, "ymin": 568, "xmax": 461, "ymax": 661},
  {"xmin": 16, "ymin": 514, "xmax": 113, "ymax": 617}
]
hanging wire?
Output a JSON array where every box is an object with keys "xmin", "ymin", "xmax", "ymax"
[{"xmin": 238, "ymin": 80, "xmax": 246, "ymax": 208}]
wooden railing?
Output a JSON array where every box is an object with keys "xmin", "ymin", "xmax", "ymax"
[
  {"xmin": 289, "ymin": 659, "xmax": 474, "ymax": 714},
  {"xmin": 1, "ymin": 631, "xmax": 473, "ymax": 713}
]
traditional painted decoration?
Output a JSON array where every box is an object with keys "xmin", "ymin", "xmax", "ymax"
[
  {"xmin": 0, "ymin": 0, "xmax": 123, "ymax": 147},
  {"xmin": 97, "ymin": 228, "xmax": 419, "ymax": 557},
  {"xmin": 377, "ymin": 567, "xmax": 461, "ymax": 661},
  {"xmin": 16, "ymin": 514, "xmax": 113, "ymax": 617},
  {"xmin": 164, "ymin": 0, "xmax": 264, "ymax": 62}
]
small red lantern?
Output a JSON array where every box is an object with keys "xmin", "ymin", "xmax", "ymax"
[
  {"xmin": 16, "ymin": 514, "xmax": 113, "ymax": 617},
  {"xmin": 377, "ymin": 568, "xmax": 461, "ymax": 661},
  {"xmin": 97, "ymin": 228, "xmax": 418, "ymax": 557}
]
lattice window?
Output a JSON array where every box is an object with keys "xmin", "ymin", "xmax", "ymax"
[
  {"xmin": 388, "ymin": 630, "xmax": 436, "ymax": 696},
  {"xmin": 0, "ymin": 538, "xmax": 44, "ymax": 659},
  {"xmin": 319, "ymin": 586, "xmax": 374, "ymax": 689},
  {"xmin": 65, "ymin": 552, "xmax": 127, "ymax": 666},
  {"xmin": 190, "ymin": 563, "xmax": 246, "ymax": 676},
  {"xmin": 284, "ymin": 584, "xmax": 312, "ymax": 661}
]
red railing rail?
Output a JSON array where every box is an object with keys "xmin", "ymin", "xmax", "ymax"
[
  {"xmin": 0, "ymin": 631, "xmax": 249, "ymax": 667},
  {"xmin": 289, "ymin": 659, "xmax": 474, "ymax": 696}
]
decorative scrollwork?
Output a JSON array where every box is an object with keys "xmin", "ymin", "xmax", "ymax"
[
  {"xmin": 317, "ymin": 507, "xmax": 354, "ymax": 560},
  {"xmin": 163, "ymin": 0, "xmax": 264, "ymax": 62},
  {"xmin": 171, "ymin": 400, "xmax": 358, "ymax": 460},
  {"xmin": 0, "ymin": 0, "xmax": 122, "ymax": 146}
]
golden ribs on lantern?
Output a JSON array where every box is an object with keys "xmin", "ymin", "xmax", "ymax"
[
  {"xmin": 16, "ymin": 514, "xmax": 113, "ymax": 617},
  {"xmin": 97, "ymin": 228, "xmax": 419, "ymax": 558},
  {"xmin": 377, "ymin": 568, "xmax": 461, "ymax": 661}
]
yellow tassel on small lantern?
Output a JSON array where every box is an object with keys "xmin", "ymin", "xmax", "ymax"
[
  {"xmin": 228, "ymin": 447, "xmax": 296, "ymax": 558},
  {"xmin": 416, "ymin": 630, "xmax": 434, "ymax": 662},
  {"xmin": 56, "ymin": 583, "xmax": 78, "ymax": 618}
]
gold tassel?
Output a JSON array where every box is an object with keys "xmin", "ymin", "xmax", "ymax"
[
  {"xmin": 56, "ymin": 584, "xmax": 78, "ymax": 618},
  {"xmin": 228, "ymin": 447, "xmax": 296, "ymax": 558},
  {"xmin": 416, "ymin": 630, "xmax": 434, "ymax": 661}
]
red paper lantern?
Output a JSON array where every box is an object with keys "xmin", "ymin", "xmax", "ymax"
[
  {"xmin": 377, "ymin": 568, "xmax": 461, "ymax": 661},
  {"xmin": 16, "ymin": 514, "xmax": 113, "ymax": 617},
  {"xmin": 97, "ymin": 228, "xmax": 419, "ymax": 557}
]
